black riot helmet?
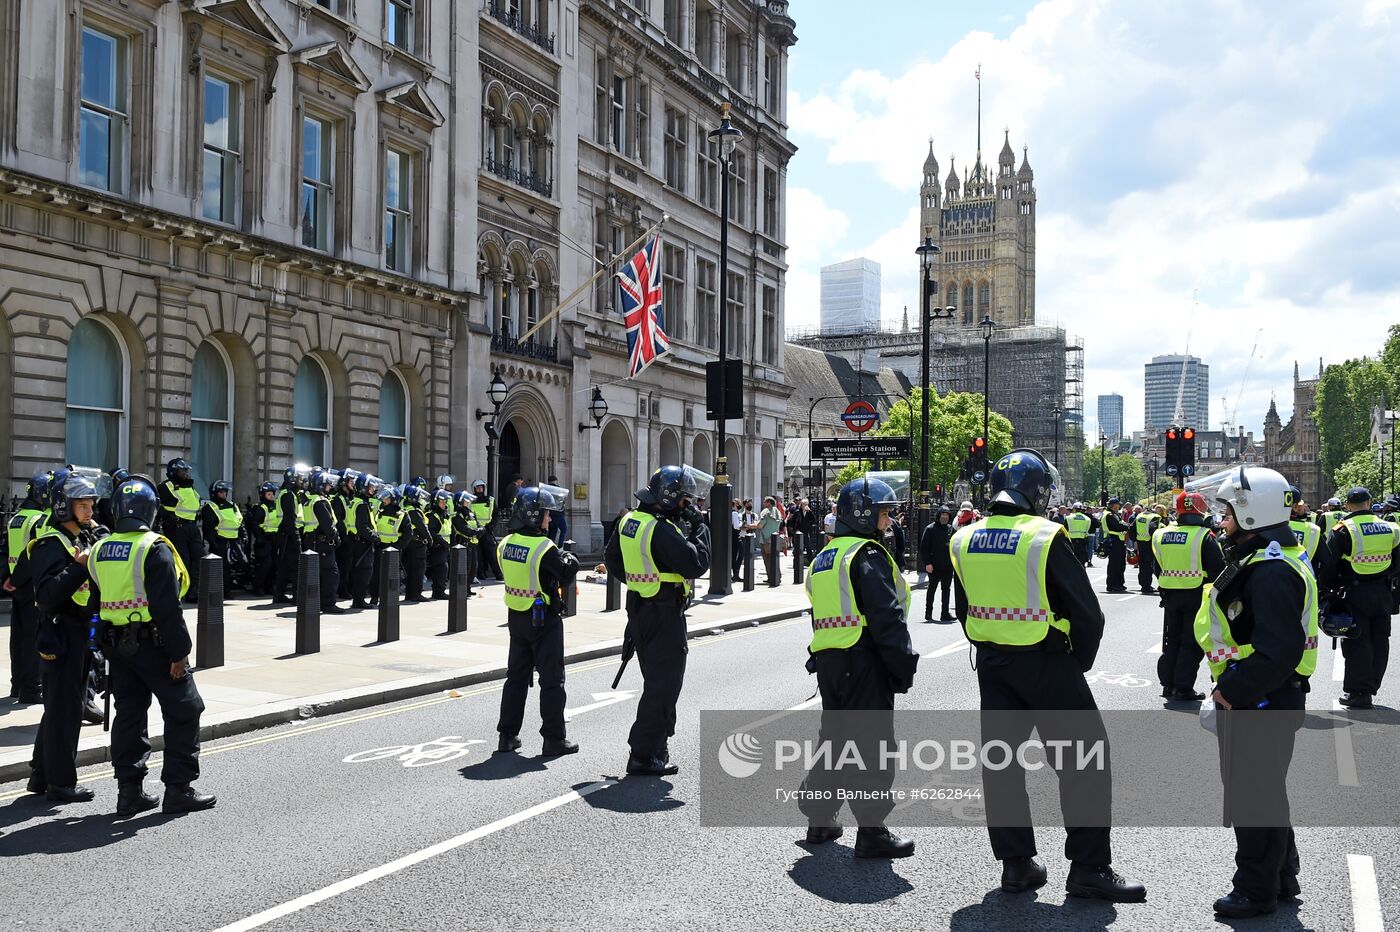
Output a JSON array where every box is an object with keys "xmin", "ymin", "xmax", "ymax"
[
  {"xmin": 258, "ymin": 481, "xmax": 278, "ymax": 499},
  {"xmin": 26, "ymin": 470, "xmax": 54, "ymax": 507},
  {"xmin": 509, "ymin": 486, "xmax": 560, "ymax": 533},
  {"xmin": 635, "ymin": 466, "xmax": 695, "ymax": 513},
  {"xmin": 112, "ymin": 474, "xmax": 161, "ymax": 532},
  {"xmin": 210, "ymin": 480, "xmax": 232, "ymax": 499},
  {"xmin": 166, "ymin": 458, "xmax": 193, "ymax": 483},
  {"xmin": 50, "ymin": 467, "xmax": 109, "ymax": 524},
  {"xmin": 988, "ymin": 449, "xmax": 1061, "ymax": 516},
  {"xmin": 835, "ymin": 476, "xmax": 899, "ymax": 539}
]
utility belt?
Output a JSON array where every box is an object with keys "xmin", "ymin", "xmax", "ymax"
[
  {"xmin": 972, "ymin": 626, "xmax": 1072, "ymax": 655},
  {"xmin": 102, "ymin": 621, "xmax": 161, "ymax": 658},
  {"xmin": 163, "ymin": 515, "xmax": 197, "ymax": 526}
]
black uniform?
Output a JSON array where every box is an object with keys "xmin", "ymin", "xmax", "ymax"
[
  {"xmin": 251, "ymin": 498, "xmax": 280, "ymax": 597},
  {"xmin": 1132, "ymin": 515, "xmax": 1160, "ymax": 593},
  {"xmin": 199, "ymin": 500, "xmax": 242, "ymax": 565},
  {"xmin": 402, "ymin": 506, "xmax": 430, "ymax": 602},
  {"xmin": 28, "ymin": 524, "xmax": 98, "ymax": 790},
  {"xmin": 426, "ymin": 508, "xmax": 452, "ymax": 599},
  {"xmin": 310, "ymin": 496, "xmax": 340, "ymax": 611},
  {"xmin": 1320, "ymin": 515, "xmax": 1400, "ymax": 700},
  {"xmin": 5, "ymin": 505, "xmax": 45, "ymax": 699},
  {"xmin": 349, "ymin": 497, "xmax": 378, "ymax": 606},
  {"xmin": 451, "ymin": 511, "xmax": 479, "ymax": 598},
  {"xmin": 333, "ymin": 494, "xmax": 353, "ymax": 600},
  {"xmin": 273, "ymin": 485, "xmax": 303, "ymax": 601},
  {"xmin": 919, "ymin": 517, "xmax": 955, "ymax": 621},
  {"xmin": 953, "ymin": 504, "xmax": 1113, "ymax": 869},
  {"xmin": 1102, "ymin": 509, "xmax": 1129, "ymax": 592},
  {"xmin": 158, "ymin": 480, "xmax": 206, "ymax": 602},
  {"xmin": 497, "ymin": 536, "xmax": 580, "ymax": 741},
  {"xmin": 474, "ymin": 495, "xmax": 501, "ymax": 581},
  {"xmin": 603, "ymin": 509, "xmax": 711, "ymax": 760},
  {"xmin": 1154, "ymin": 516, "xmax": 1226, "ymax": 695}
]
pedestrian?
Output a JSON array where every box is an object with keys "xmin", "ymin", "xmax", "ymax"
[
  {"xmin": 758, "ymin": 496, "xmax": 783, "ymax": 584},
  {"xmin": 920, "ymin": 505, "xmax": 955, "ymax": 622},
  {"xmin": 470, "ymin": 479, "xmax": 501, "ymax": 582},
  {"xmin": 1151, "ymin": 491, "xmax": 1223, "ymax": 701},
  {"xmin": 604, "ymin": 466, "xmax": 711, "ymax": 776},
  {"xmin": 1321, "ymin": 486, "xmax": 1400, "ymax": 709},
  {"xmin": 949, "ymin": 449, "xmax": 1146, "ymax": 902},
  {"xmin": 272, "ymin": 465, "xmax": 307, "ymax": 604},
  {"xmin": 1193, "ymin": 466, "xmax": 1316, "ymax": 918},
  {"xmin": 545, "ymin": 474, "xmax": 569, "ymax": 546},
  {"xmin": 799, "ymin": 475, "xmax": 919, "ymax": 859},
  {"xmin": 306, "ymin": 469, "xmax": 344, "ymax": 613},
  {"xmin": 199, "ymin": 480, "xmax": 243, "ymax": 567},
  {"xmin": 729, "ymin": 498, "xmax": 744, "ymax": 581},
  {"xmin": 1100, "ymin": 497, "xmax": 1130, "ymax": 592},
  {"xmin": 157, "ymin": 458, "xmax": 205, "ymax": 604},
  {"xmin": 801, "ymin": 498, "xmax": 822, "ymax": 559},
  {"xmin": 4, "ymin": 470, "xmax": 52, "ymax": 703},
  {"xmin": 823, "ymin": 501, "xmax": 837, "ymax": 543},
  {"xmin": 955, "ymin": 500, "xmax": 979, "ymax": 528},
  {"xmin": 495, "ymin": 486, "xmax": 580, "ymax": 756},
  {"xmin": 426, "ymin": 489, "xmax": 453, "ymax": 600},
  {"xmin": 90, "ymin": 474, "xmax": 216, "ymax": 816},
  {"xmin": 250, "ymin": 482, "xmax": 281, "ymax": 597},
  {"xmin": 1065, "ymin": 502, "xmax": 1094, "ymax": 567}
]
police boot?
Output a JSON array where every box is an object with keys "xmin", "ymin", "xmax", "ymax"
[
  {"xmin": 1213, "ymin": 890, "xmax": 1276, "ymax": 918},
  {"xmin": 116, "ymin": 782, "xmax": 159, "ymax": 817},
  {"xmin": 1278, "ymin": 875, "xmax": 1301, "ymax": 903},
  {"xmin": 162, "ymin": 784, "xmax": 217, "ymax": 814},
  {"xmin": 803, "ymin": 824, "xmax": 843, "ymax": 845},
  {"xmin": 1000, "ymin": 856, "xmax": 1048, "ymax": 893},
  {"xmin": 497, "ymin": 734, "xmax": 522, "ymax": 753},
  {"xmin": 853, "ymin": 827, "xmax": 915, "ymax": 859},
  {"xmin": 25, "ymin": 773, "xmax": 44, "ymax": 795},
  {"xmin": 541, "ymin": 738, "xmax": 579, "ymax": 757},
  {"xmin": 1065, "ymin": 864, "xmax": 1147, "ymax": 903},
  {"xmin": 1171, "ymin": 688, "xmax": 1206, "ymax": 701},
  {"xmin": 46, "ymin": 785, "xmax": 96, "ymax": 804},
  {"xmin": 626, "ymin": 752, "xmax": 679, "ymax": 777},
  {"xmin": 1339, "ymin": 692, "xmax": 1374, "ymax": 710}
]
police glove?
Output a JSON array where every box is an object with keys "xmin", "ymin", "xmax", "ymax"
[{"xmin": 560, "ymin": 551, "xmax": 580, "ymax": 567}]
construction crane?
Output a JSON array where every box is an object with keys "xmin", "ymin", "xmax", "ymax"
[
  {"xmin": 1219, "ymin": 329, "xmax": 1264, "ymax": 437},
  {"xmin": 1171, "ymin": 292, "xmax": 1197, "ymax": 427}
]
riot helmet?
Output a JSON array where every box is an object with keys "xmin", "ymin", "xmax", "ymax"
[
  {"xmin": 112, "ymin": 474, "xmax": 161, "ymax": 532},
  {"xmin": 835, "ymin": 476, "xmax": 899, "ymax": 539},
  {"xmin": 987, "ymin": 449, "xmax": 1060, "ymax": 515}
]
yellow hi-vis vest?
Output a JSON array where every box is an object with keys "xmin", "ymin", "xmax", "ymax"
[
  {"xmin": 1065, "ymin": 513, "xmax": 1092, "ymax": 540},
  {"xmin": 277, "ymin": 488, "xmax": 304, "ymax": 531},
  {"xmin": 375, "ymin": 510, "xmax": 404, "ymax": 545},
  {"xmin": 91, "ymin": 530, "xmax": 191, "ymax": 625},
  {"xmin": 26, "ymin": 525, "xmax": 91, "ymax": 607},
  {"xmin": 432, "ymin": 511, "xmax": 451, "ymax": 544},
  {"xmin": 259, "ymin": 500, "xmax": 282, "ymax": 534},
  {"xmin": 302, "ymin": 494, "xmax": 321, "ymax": 534},
  {"xmin": 1194, "ymin": 541, "xmax": 1318, "ymax": 679},
  {"xmin": 1341, "ymin": 514, "xmax": 1398, "ymax": 575},
  {"xmin": 1100, "ymin": 511, "xmax": 1125, "ymax": 541},
  {"xmin": 1151, "ymin": 524, "xmax": 1211, "ymax": 590},
  {"xmin": 470, "ymin": 496, "xmax": 495, "ymax": 527},
  {"xmin": 498, "ymin": 533, "xmax": 556, "ymax": 611},
  {"xmin": 804, "ymin": 535, "xmax": 908, "ymax": 652},
  {"xmin": 346, "ymin": 498, "xmax": 362, "ymax": 536},
  {"xmin": 161, "ymin": 482, "xmax": 201, "ymax": 521},
  {"xmin": 205, "ymin": 502, "xmax": 244, "ymax": 540},
  {"xmin": 1134, "ymin": 514, "xmax": 1157, "ymax": 542},
  {"xmin": 7, "ymin": 507, "xmax": 44, "ymax": 573},
  {"xmin": 1288, "ymin": 519, "xmax": 1321, "ymax": 562},
  {"xmin": 949, "ymin": 514, "xmax": 1071, "ymax": 648},
  {"xmin": 617, "ymin": 510, "xmax": 690, "ymax": 598}
]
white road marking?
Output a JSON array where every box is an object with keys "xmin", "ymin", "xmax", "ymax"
[
  {"xmin": 788, "ymin": 696, "xmax": 822, "ymax": 711},
  {"xmin": 564, "ymin": 690, "xmax": 638, "ymax": 720},
  {"xmin": 1115, "ymin": 595, "xmax": 1136, "ymax": 602},
  {"xmin": 1146, "ymin": 641, "xmax": 1163, "ymax": 655},
  {"xmin": 1348, "ymin": 854, "xmax": 1384, "ymax": 932},
  {"xmin": 1333, "ymin": 645, "xmax": 1346, "ymax": 682},
  {"xmin": 1333, "ymin": 700, "xmax": 1360, "ymax": 788},
  {"xmin": 211, "ymin": 781, "xmax": 619, "ymax": 932},
  {"xmin": 928, "ymin": 638, "xmax": 970, "ymax": 659}
]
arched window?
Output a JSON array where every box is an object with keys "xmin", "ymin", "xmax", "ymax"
[
  {"xmin": 190, "ymin": 340, "xmax": 232, "ymax": 493},
  {"xmin": 978, "ymin": 281, "xmax": 991, "ymax": 316},
  {"xmin": 530, "ymin": 113, "xmax": 550, "ymax": 184},
  {"xmin": 962, "ymin": 283, "xmax": 974, "ymax": 325},
  {"xmin": 378, "ymin": 370, "xmax": 409, "ymax": 484},
  {"xmin": 293, "ymin": 355, "xmax": 331, "ymax": 465},
  {"xmin": 65, "ymin": 316, "xmax": 127, "ymax": 467}
]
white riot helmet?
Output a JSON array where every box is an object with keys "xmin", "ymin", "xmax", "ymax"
[{"xmin": 1213, "ymin": 466, "xmax": 1291, "ymax": 532}]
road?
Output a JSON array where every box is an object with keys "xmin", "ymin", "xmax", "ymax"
[{"xmin": 1, "ymin": 563, "xmax": 1394, "ymax": 932}]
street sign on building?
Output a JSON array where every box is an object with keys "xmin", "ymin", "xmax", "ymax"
[
  {"xmin": 841, "ymin": 400, "xmax": 879, "ymax": 433},
  {"xmin": 812, "ymin": 438, "xmax": 912, "ymax": 460}
]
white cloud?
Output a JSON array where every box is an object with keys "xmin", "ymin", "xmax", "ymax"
[
  {"xmin": 786, "ymin": 0, "xmax": 1400, "ymax": 437},
  {"xmin": 783, "ymin": 186, "xmax": 850, "ymax": 333}
]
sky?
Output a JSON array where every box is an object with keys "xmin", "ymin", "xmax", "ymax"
[{"xmin": 782, "ymin": 0, "xmax": 1400, "ymax": 439}]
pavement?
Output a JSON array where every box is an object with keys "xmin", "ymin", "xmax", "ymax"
[{"xmin": 1, "ymin": 562, "xmax": 1396, "ymax": 931}]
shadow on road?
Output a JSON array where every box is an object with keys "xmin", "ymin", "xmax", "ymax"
[
  {"xmin": 786, "ymin": 843, "xmax": 914, "ymax": 904},
  {"xmin": 0, "ymin": 807, "xmax": 177, "ymax": 855},
  {"xmin": 575, "ymin": 777, "xmax": 685, "ymax": 814},
  {"xmin": 949, "ymin": 890, "xmax": 1117, "ymax": 931},
  {"xmin": 459, "ymin": 753, "xmax": 548, "ymax": 781}
]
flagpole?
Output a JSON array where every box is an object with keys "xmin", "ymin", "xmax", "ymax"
[{"xmin": 516, "ymin": 213, "xmax": 669, "ymax": 345}]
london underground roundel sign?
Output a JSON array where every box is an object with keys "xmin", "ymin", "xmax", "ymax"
[{"xmin": 842, "ymin": 400, "xmax": 879, "ymax": 434}]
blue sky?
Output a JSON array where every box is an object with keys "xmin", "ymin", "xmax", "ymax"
[{"xmin": 783, "ymin": 0, "xmax": 1400, "ymax": 440}]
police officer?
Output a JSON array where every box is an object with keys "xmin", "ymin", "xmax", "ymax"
[
  {"xmin": 452, "ymin": 490, "xmax": 482, "ymax": 598},
  {"xmin": 199, "ymin": 480, "xmax": 244, "ymax": 566},
  {"xmin": 26, "ymin": 468, "xmax": 108, "ymax": 802},
  {"xmin": 495, "ymin": 486, "xmax": 580, "ymax": 756},
  {"xmin": 1100, "ymin": 497, "xmax": 1130, "ymax": 592},
  {"xmin": 435, "ymin": 475, "xmax": 456, "ymax": 514},
  {"xmin": 1132, "ymin": 504, "xmax": 1165, "ymax": 594},
  {"xmin": 1321, "ymin": 487, "xmax": 1400, "ymax": 709},
  {"xmin": 272, "ymin": 465, "xmax": 308, "ymax": 604},
  {"xmin": 1317, "ymin": 497, "xmax": 1345, "ymax": 531},
  {"xmin": 603, "ymin": 466, "xmax": 711, "ymax": 776},
  {"xmin": 4, "ymin": 471, "xmax": 52, "ymax": 702},
  {"xmin": 348, "ymin": 474, "xmax": 381, "ymax": 610},
  {"xmin": 919, "ymin": 504, "xmax": 955, "ymax": 622},
  {"xmin": 157, "ymin": 458, "xmax": 206, "ymax": 603},
  {"xmin": 400, "ymin": 484, "xmax": 431, "ymax": 602},
  {"xmin": 96, "ymin": 466, "xmax": 129, "ymax": 531},
  {"xmin": 426, "ymin": 490, "xmax": 453, "ymax": 600},
  {"xmin": 1066, "ymin": 502, "xmax": 1094, "ymax": 567},
  {"xmin": 334, "ymin": 469, "xmax": 361, "ymax": 601},
  {"xmin": 1286, "ymin": 485, "xmax": 1322, "ymax": 567},
  {"xmin": 1193, "ymin": 466, "xmax": 1316, "ymax": 918},
  {"xmin": 373, "ymin": 484, "xmax": 407, "ymax": 602},
  {"xmin": 950, "ymin": 450, "xmax": 1146, "ymax": 902},
  {"xmin": 1151, "ymin": 491, "xmax": 1224, "ymax": 700},
  {"xmin": 90, "ymin": 475, "xmax": 215, "ymax": 816},
  {"xmin": 251, "ymin": 481, "xmax": 281, "ymax": 597},
  {"xmin": 470, "ymin": 479, "xmax": 501, "ymax": 582},
  {"xmin": 798, "ymin": 476, "xmax": 919, "ymax": 858},
  {"xmin": 306, "ymin": 469, "xmax": 343, "ymax": 614}
]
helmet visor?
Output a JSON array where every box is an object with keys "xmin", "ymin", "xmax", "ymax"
[
  {"xmin": 66, "ymin": 466, "xmax": 112, "ymax": 501},
  {"xmin": 865, "ymin": 470, "xmax": 910, "ymax": 501},
  {"xmin": 681, "ymin": 466, "xmax": 715, "ymax": 499},
  {"xmin": 539, "ymin": 483, "xmax": 569, "ymax": 509},
  {"xmin": 1043, "ymin": 461, "xmax": 1063, "ymax": 510}
]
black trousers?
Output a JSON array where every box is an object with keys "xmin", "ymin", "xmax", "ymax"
[
  {"xmin": 1105, "ymin": 540, "xmax": 1126, "ymax": 590},
  {"xmin": 1341, "ymin": 601, "xmax": 1391, "ymax": 696},
  {"xmin": 626, "ymin": 593, "xmax": 689, "ymax": 757},
  {"xmin": 274, "ymin": 532, "xmax": 301, "ymax": 597},
  {"xmin": 1217, "ymin": 683, "xmax": 1304, "ymax": 901},
  {"xmin": 497, "ymin": 614, "xmax": 566, "ymax": 740},
  {"xmin": 731, "ymin": 534, "xmax": 748, "ymax": 579},
  {"xmin": 8, "ymin": 591, "xmax": 41, "ymax": 696},
  {"xmin": 167, "ymin": 521, "xmax": 206, "ymax": 599},
  {"xmin": 797, "ymin": 648, "xmax": 897, "ymax": 828},
  {"xmin": 252, "ymin": 534, "xmax": 279, "ymax": 596},
  {"xmin": 108, "ymin": 635, "xmax": 205, "ymax": 786},
  {"xmin": 402, "ymin": 542, "xmax": 427, "ymax": 601},
  {"xmin": 1072, "ymin": 538, "xmax": 1092, "ymax": 566},
  {"xmin": 976, "ymin": 651, "xmax": 1114, "ymax": 867},
  {"xmin": 427, "ymin": 544, "xmax": 450, "ymax": 598},
  {"xmin": 349, "ymin": 537, "xmax": 377, "ymax": 602},
  {"xmin": 925, "ymin": 565, "xmax": 953, "ymax": 619},
  {"xmin": 476, "ymin": 531, "xmax": 500, "ymax": 580},
  {"xmin": 1136, "ymin": 548, "xmax": 1156, "ymax": 591},
  {"xmin": 336, "ymin": 535, "xmax": 354, "ymax": 599},
  {"xmin": 314, "ymin": 539, "xmax": 339, "ymax": 609},
  {"xmin": 29, "ymin": 620, "xmax": 90, "ymax": 788},
  {"xmin": 1158, "ymin": 589, "xmax": 1206, "ymax": 691}
]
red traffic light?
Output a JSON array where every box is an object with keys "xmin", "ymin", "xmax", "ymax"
[
  {"xmin": 1165, "ymin": 429, "xmax": 1178, "ymax": 441},
  {"xmin": 1183, "ymin": 427, "xmax": 1195, "ymax": 441},
  {"xmin": 972, "ymin": 437, "xmax": 986, "ymax": 450}
]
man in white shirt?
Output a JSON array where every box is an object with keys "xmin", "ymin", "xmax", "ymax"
[{"xmin": 823, "ymin": 502, "xmax": 837, "ymax": 541}]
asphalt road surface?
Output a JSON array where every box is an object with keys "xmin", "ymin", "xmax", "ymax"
[{"xmin": 1, "ymin": 564, "xmax": 1394, "ymax": 932}]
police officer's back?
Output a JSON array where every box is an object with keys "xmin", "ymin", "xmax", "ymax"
[
  {"xmin": 5, "ymin": 471, "xmax": 53, "ymax": 702},
  {"xmin": 272, "ymin": 465, "xmax": 308, "ymax": 603},
  {"xmin": 1150, "ymin": 491, "xmax": 1224, "ymax": 700},
  {"xmin": 157, "ymin": 458, "xmax": 205, "ymax": 603},
  {"xmin": 1319, "ymin": 486, "xmax": 1400, "ymax": 709}
]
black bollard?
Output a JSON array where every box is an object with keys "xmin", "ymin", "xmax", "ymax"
[
  {"xmin": 792, "ymin": 531, "xmax": 805, "ymax": 585},
  {"xmin": 446, "ymin": 544, "xmax": 469, "ymax": 634},
  {"xmin": 295, "ymin": 549, "xmax": 320, "ymax": 655},
  {"xmin": 768, "ymin": 533, "xmax": 781, "ymax": 588},
  {"xmin": 377, "ymin": 547, "xmax": 400, "ymax": 643},
  {"xmin": 196, "ymin": 553, "xmax": 224, "ymax": 669},
  {"xmin": 743, "ymin": 539, "xmax": 755, "ymax": 592},
  {"xmin": 562, "ymin": 539, "xmax": 578, "ymax": 618},
  {"xmin": 605, "ymin": 571, "xmax": 621, "ymax": 612}
]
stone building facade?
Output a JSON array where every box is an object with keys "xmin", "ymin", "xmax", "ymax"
[{"xmin": 1262, "ymin": 360, "xmax": 1324, "ymax": 505}]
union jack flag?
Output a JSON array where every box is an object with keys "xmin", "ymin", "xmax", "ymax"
[{"xmin": 616, "ymin": 233, "xmax": 669, "ymax": 378}]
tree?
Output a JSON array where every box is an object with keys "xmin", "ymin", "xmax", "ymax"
[
  {"xmin": 1316, "ymin": 357, "xmax": 1396, "ymax": 480},
  {"xmin": 1333, "ymin": 444, "xmax": 1385, "ymax": 498},
  {"xmin": 1106, "ymin": 454, "xmax": 1146, "ymax": 503}
]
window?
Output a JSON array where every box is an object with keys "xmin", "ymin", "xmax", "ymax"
[
  {"xmin": 761, "ymin": 285, "xmax": 777, "ymax": 365},
  {"xmin": 386, "ymin": 0, "xmax": 414, "ymax": 52},
  {"xmin": 698, "ymin": 137, "xmax": 718, "ymax": 209},
  {"xmin": 202, "ymin": 76, "xmax": 241, "ymax": 225},
  {"xmin": 763, "ymin": 52, "xmax": 779, "ymax": 112},
  {"xmin": 637, "ymin": 81, "xmax": 650, "ymax": 166},
  {"xmin": 611, "ymin": 74, "xmax": 627, "ymax": 153},
  {"xmin": 726, "ymin": 31, "xmax": 742, "ymax": 88},
  {"xmin": 695, "ymin": 258, "xmax": 717, "ymax": 349},
  {"xmin": 664, "ymin": 0, "xmax": 684, "ymax": 45},
  {"xmin": 301, "ymin": 116, "xmax": 334, "ymax": 250},
  {"xmin": 65, "ymin": 317, "xmax": 127, "ymax": 467},
  {"xmin": 293, "ymin": 356, "xmax": 331, "ymax": 465},
  {"xmin": 978, "ymin": 281, "xmax": 991, "ymax": 314},
  {"xmin": 696, "ymin": 10, "xmax": 715, "ymax": 69},
  {"xmin": 378, "ymin": 371, "xmax": 408, "ymax": 483},
  {"xmin": 663, "ymin": 108, "xmax": 687, "ymax": 191},
  {"xmin": 729, "ymin": 152, "xmax": 747, "ymax": 224},
  {"xmin": 79, "ymin": 26, "xmax": 128, "ymax": 193},
  {"xmin": 385, "ymin": 149, "xmax": 411, "ymax": 272},
  {"xmin": 725, "ymin": 271, "xmax": 745, "ymax": 358},
  {"xmin": 190, "ymin": 341, "xmax": 232, "ymax": 494},
  {"xmin": 662, "ymin": 244, "xmax": 686, "ymax": 342},
  {"xmin": 594, "ymin": 55, "xmax": 608, "ymax": 144},
  {"xmin": 962, "ymin": 283, "xmax": 974, "ymax": 326},
  {"xmin": 763, "ymin": 167, "xmax": 778, "ymax": 236}
]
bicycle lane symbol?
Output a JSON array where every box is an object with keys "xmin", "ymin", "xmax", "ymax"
[
  {"xmin": 342, "ymin": 736, "xmax": 488, "ymax": 768},
  {"xmin": 1082, "ymin": 671, "xmax": 1153, "ymax": 688}
]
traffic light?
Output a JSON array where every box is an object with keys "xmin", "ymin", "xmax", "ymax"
[
  {"xmin": 1164, "ymin": 428, "xmax": 1180, "ymax": 478},
  {"xmin": 1180, "ymin": 427, "xmax": 1196, "ymax": 477},
  {"xmin": 1164, "ymin": 427, "xmax": 1197, "ymax": 481},
  {"xmin": 970, "ymin": 437, "xmax": 988, "ymax": 484}
]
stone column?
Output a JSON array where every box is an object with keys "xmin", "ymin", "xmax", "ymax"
[{"xmin": 154, "ymin": 281, "xmax": 194, "ymax": 462}]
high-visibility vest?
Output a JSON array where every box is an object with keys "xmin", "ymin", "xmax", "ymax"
[
  {"xmin": 1151, "ymin": 524, "xmax": 1211, "ymax": 590},
  {"xmin": 1134, "ymin": 514, "xmax": 1157, "ymax": 542},
  {"xmin": 470, "ymin": 496, "xmax": 494, "ymax": 527},
  {"xmin": 1100, "ymin": 511, "xmax": 1125, "ymax": 541},
  {"xmin": 805, "ymin": 535, "xmax": 908, "ymax": 652},
  {"xmin": 432, "ymin": 511, "xmax": 452, "ymax": 544},
  {"xmin": 498, "ymin": 533, "xmax": 556, "ymax": 612},
  {"xmin": 302, "ymin": 494, "xmax": 321, "ymax": 534},
  {"xmin": 1325, "ymin": 510, "xmax": 1346, "ymax": 527},
  {"xmin": 205, "ymin": 502, "xmax": 244, "ymax": 540},
  {"xmin": 1340, "ymin": 514, "xmax": 1398, "ymax": 575},
  {"xmin": 949, "ymin": 514, "xmax": 1071, "ymax": 648},
  {"xmin": 1288, "ymin": 519, "xmax": 1321, "ymax": 562},
  {"xmin": 617, "ymin": 509, "xmax": 691, "ymax": 598},
  {"xmin": 27, "ymin": 525, "xmax": 91, "ymax": 607},
  {"xmin": 277, "ymin": 488, "xmax": 304, "ymax": 531},
  {"xmin": 346, "ymin": 498, "xmax": 362, "ymax": 536},
  {"xmin": 375, "ymin": 510, "xmax": 404, "ymax": 545},
  {"xmin": 1065, "ymin": 513, "xmax": 1092, "ymax": 540},
  {"xmin": 440, "ymin": 494, "xmax": 456, "ymax": 517},
  {"xmin": 1194, "ymin": 541, "xmax": 1318, "ymax": 679},
  {"xmin": 259, "ymin": 500, "xmax": 282, "ymax": 534},
  {"xmin": 6, "ymin": 507, "xmax": 44, "ymax": 573},
  {"xmin": 91, "ymin": 530, "xmax": 191, "ymax": 625},
  {"xmin": 161, "ymin": 482, "xmax": 201, "ymax": 521}
]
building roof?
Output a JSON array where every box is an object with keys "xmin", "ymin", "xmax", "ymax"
[{"xmin": 783, "ymin": 343, "xmax": 913, "ymax": 432}]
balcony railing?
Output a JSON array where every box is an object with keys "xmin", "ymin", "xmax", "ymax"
[
  {"xmin": 492, "ymin": 328, "xmax": 559, "ymax": 363},
  {"xmin": 483, "ymin": 153, "xmax": 554, "ymax": 198},
  {"xmin": 484, "ymin": 1, "xmax": 556, "ymax": 54}
]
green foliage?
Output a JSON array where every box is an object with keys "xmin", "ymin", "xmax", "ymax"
[
  {"xmin": 1332, "ymin": 444, "xmax": 1388, "ymax": 498},
  {"xmin": 1316, "ymin": 356, "xmax": 1396, "ymax": 481},
  {"xmin": 1079, "ymin": 447, "xmax": 1145, "ymax": 503}
]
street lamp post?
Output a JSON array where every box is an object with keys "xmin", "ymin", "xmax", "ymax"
[
  {"xmin": 577, "ymin": 386, "xmax": 609, "ymax": 434},
  {"xmin": 1099, "ymin": 433, "xmax": 1109, "ymax": 506},
  {"xmin": 1051, "ymin": 401, "xmax": 1062, "ymax": 465},
  {"xmin": 1149, "ymin": 457, "xmax": 1158, "ymax": 503},
  {"xmin": 707, "ymin": 103, "xmax": 743, "ymax": 598},
  {"xmin": 979, "ymin": 315, "xmax": 995, "ymax": 505},
  {"xmin": 474, "ymin": 370, "xmax": 509, "ymax": 515},
  {"xmin": 915, "ymin": 227, "xmax": 955, "ymax": 553}
]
